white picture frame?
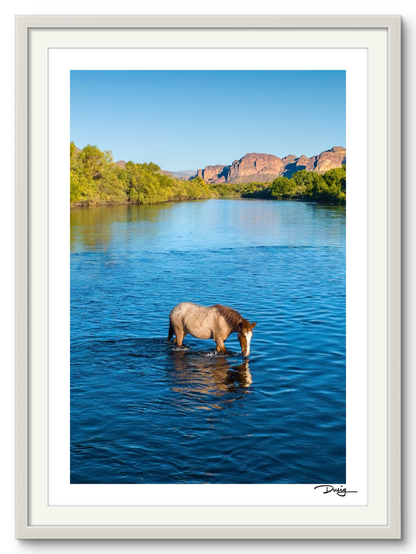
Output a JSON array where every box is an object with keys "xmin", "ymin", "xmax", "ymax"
[{"xmin": 15, "ymin": 15, "xmax": 401, "ymax": 539}]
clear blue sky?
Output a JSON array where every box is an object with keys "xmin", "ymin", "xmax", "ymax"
[{"xmin": 70, "ymin": 70, "xmax": 345, "ymax": 171}]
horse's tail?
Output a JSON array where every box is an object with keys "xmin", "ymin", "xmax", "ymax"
[{"xmin": 167, "ymin": 320, "xmax": 174, "ymax": 342}]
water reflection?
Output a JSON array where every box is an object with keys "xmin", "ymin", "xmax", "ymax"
[
  {"xmin": 168, "ymin": 348, "xmax": 252, "ymax": 409},
  {"xmin": 71, "ymin": 199, "xmax": 346, "ymax": 484},
  {"xmin": 70, "ymin": 202, "xmax": 181, "ymax": 252},
  {"xmin": 71, "ymin": 200, "xmax": 346, "ymax": 254}
]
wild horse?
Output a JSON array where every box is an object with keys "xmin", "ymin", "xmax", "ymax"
[{"xmin": 168, "ymin": 302, "xmax": 257, "ymax": 357}]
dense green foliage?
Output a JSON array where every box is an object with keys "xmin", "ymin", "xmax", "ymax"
[
  {"xmin": 211, "ymin": 168, "xmax": 346, "ymax": 205},
  {"xmin": 70, "ymin": 143, "xmax": 127, "ymax": 205},
  {"xmin": 210, "ymin": 182, "xmax": 268, "ymax": 197},
  {"xmin": 70, "ymin": 143, "xmax": 213, "ymax": 206},
  {"xmin": 70, "ymin": 143, "xmax": 346, "ymax": 206},
  {"xmin": 253, "ymin": 167, "xmax": 346, "ymax": 204}
]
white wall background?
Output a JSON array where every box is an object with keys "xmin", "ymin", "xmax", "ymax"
[{"xmin": 1, "ymin": 1, "xmax": 413, "ymax": 552}]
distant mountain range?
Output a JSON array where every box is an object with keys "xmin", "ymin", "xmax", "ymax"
[
  {"xmin": 195, "ymin": 147, "xmax": 346, "ymax": 184},
  {"xmin": 168, "ymin": 169, "xmax": 198, "ymax": 179},
  {"xmin": 112, "ymin": 162, "xmax": 195, "ymax": 180},
  {"xmin": 112, "ymin": 147, "xmax": 346, "ymax": 184}
]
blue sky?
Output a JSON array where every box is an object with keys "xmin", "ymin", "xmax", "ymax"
[{"xmin": 70, "ymin": 70, "xmax": 345, "ymax": 171}]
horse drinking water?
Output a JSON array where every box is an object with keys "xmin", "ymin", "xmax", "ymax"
[{"xmin": 168, "ymin": 302, "xmax": 257, "ymax": 357}]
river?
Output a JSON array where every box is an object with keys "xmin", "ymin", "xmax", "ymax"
[{"xmin": 70, "ymin": 199, "xmax": 346, "ymax": 484}]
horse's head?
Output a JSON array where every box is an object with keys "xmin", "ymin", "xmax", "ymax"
[{"xmin": 238, "ymin": 320, "xmax": 257, "ymax": 358}]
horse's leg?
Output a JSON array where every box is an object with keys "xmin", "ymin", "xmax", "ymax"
[
  {"xmin": 175, "ymin": 327, "xmax": 185, "ymax": 347},
  {"xmin": 215, "ymin": 338, "xmax": 228, "ymax": 355}
]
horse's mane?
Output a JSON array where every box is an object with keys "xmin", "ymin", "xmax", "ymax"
[{"xmin": 214, "ymin": 304, "xmax": 243, "ymax": 329}]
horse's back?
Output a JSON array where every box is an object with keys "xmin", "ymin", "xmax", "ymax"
[
  {"xmin": 170, "ymin": 302, "xmax": 203, "ymax": 318},
  {"xmin": 169, "ymin": 302, "xmax": 213, "ymax": 339}
]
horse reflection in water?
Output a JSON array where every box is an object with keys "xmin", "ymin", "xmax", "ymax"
[{"xmin": 168, "ymin": 348, "xmax": 253, "ymax": 410}]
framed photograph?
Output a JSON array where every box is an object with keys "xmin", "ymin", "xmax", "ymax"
[{"xmin": 15, "ymin": 15, "xmax": 401, "ymax": 539}]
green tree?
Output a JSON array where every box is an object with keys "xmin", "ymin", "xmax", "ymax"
[
  {"xmin": 270, "ymin": 177, "xmax": 295, "ymax": 198},
  {"xmin": 70, "ymin": 143, "xmax": 128, "ymax": 204}
]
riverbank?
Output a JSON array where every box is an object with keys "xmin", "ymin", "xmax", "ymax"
[{"xmin": 70, "ymin": 143, "xmax": 346, "ymax": 208}]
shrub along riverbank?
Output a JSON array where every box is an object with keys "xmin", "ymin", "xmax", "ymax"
[{"xmin": 70, "ymin": 143, "xmax": 346, "ymax": 207}]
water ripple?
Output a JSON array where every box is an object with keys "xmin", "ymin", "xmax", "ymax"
[{"xmin": 70, "ymin": 201, "xmax": 345, "ymax": 484}]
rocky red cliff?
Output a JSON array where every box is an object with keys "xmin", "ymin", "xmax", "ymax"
[{"xmin": 196, "ymin": 147, "xmax": 346, "ymax": 184}]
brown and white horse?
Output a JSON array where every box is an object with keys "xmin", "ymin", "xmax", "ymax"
[{"xmin": 168, "ymin": 302, "xmax": 257, "ymax": 357}]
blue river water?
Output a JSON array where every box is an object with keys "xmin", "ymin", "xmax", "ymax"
[{"xmin": 70, "ymin": 199, "xmax": 346, "ymax": 484}]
